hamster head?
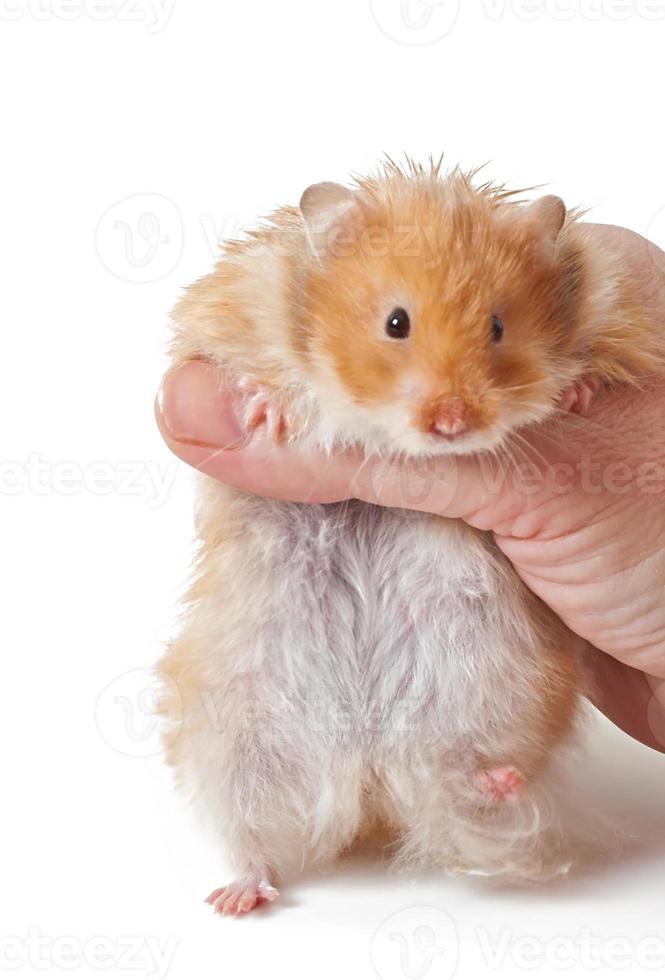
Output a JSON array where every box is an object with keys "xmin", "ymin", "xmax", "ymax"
[{"xmin": 299, "ymin": 166, "xmax": 584, "ymax": 457}]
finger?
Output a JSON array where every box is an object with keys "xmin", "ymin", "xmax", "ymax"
[
  {"xmin": 155, "ymin": 360, "xmax": 351, "ymax": 503},
  {"xmin": 584, "ymin": 646, "xmax": 665, "ymax": 754},
  {"xmin": 155, "ymin": 360, "xmax": 537, "ymax": 525},
  {"xmin": 580, "ymin": 224, "xmax": 665, "ymax": 323}
]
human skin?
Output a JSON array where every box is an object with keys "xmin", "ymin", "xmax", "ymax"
[{"xmin": 155, "ymin": 224, "xmax": 665, "ymax": 753}]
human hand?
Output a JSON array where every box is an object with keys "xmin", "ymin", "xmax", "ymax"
[{"xmin": 156, "ymin": 224, "xmax": 665, "ymax": 752}]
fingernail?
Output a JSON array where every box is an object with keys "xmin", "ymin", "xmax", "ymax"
[{"xmin": 157, "ymin": 361, "xmax": 245, "ymax": 450}]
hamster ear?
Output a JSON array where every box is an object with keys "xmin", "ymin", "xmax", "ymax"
[
  {"xmin": 524, "ymin": 195, "xmax": 567, "ymax": 244},
  {"xmin": 299, "ymin": 181, "xmax": 361, "ymax": 261}
]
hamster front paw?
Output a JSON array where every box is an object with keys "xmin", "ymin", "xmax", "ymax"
[
  {"xmin": 238, "ymin": 378, "xmax": 289, "ymax": 443},
  {"xmin": 205, "ymin": 875, "xmax": 279, "ymax": 916},
  {"xmin": 556, "ymin": 376, "xmax": 599, "ymax": 416}
]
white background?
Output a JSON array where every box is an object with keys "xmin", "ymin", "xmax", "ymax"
[{"xmin": 1, "ymin": 2, "xmax": 665, "ymax": 978}]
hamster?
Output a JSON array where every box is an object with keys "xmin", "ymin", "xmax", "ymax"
[{"xmin": 158, "ymin": 160, "xmax": 665, "ymax": 915}]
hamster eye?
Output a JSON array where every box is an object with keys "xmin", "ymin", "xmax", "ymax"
[
  {"xmin": 386, "ymin": 307, "xmax": 411, "ymax": 339},
  {"xmin": 491, "ymin": 314, "xmax": 504, "ymax": 342}
]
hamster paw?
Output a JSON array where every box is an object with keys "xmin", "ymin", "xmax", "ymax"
[
  {"xmin": 205, "ymin": 876, "xmax": 279, "ymax": 916},
  {"xmin": 472, "ymin": 765, "xmax": 525, "ymax": 803},
  {"xmin": 557, "ymin": 376, "xmax": 599, "ymax": 416},
  {"xmin": 238, "ymin": 378, "xmax": 289, "ymax": 443}
]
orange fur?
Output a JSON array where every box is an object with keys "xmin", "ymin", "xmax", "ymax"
[
  {"xmin": 169, "ymin": 159, "xmax": 665, "ymax": 459},
  {"xmin": 300, "ymin": 163, "xmax": 663, "ymax": 446}
]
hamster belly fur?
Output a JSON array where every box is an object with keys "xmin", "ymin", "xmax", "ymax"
[{"xmin": 159, "ymin": 478, "xmax": 583, "ymax": 886}]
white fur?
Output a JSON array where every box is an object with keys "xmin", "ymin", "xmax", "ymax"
[{"xmin": 163, "ymin": 482, "xmax": 592, "ymax": 885}]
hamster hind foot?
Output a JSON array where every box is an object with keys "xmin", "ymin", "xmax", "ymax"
[
  {"xmin": 205, "ymin": 876, "xmax": 280, "ymax": 917},
  {"xmin": 472, "ymin": 766, "xmax": 525, "ymax": 803}
]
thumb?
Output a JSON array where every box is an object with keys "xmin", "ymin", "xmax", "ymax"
[{"xmin": 155, "ymin": 359, "xmax": 539, "ymax": 526}]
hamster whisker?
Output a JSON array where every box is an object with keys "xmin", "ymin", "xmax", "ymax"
[{"xmin": 505, "ymin": 430, "xmax": 557, "ymax": 474}]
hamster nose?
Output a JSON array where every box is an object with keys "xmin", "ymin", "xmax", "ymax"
[{"xmin": 430, "ymin": 397, "xmax": 472, "ymax": 438}]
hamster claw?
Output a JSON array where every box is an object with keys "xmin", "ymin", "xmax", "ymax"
[
  {"xmin": 557, "ymin": 376, "xmax": 599, "ymax": 416},
  {"xmin": 206, "ymin": 877, "xmax": 279, "ymax": 916},
  {"xmin": 266, "ymin": 401, "xmax": 289, "ymax": 442},
  {"xmin": 239, "ymin": 386, "xmax": 289, "ymax": 443},
  {"xmin": 472, "ymin": 765, "xmax": 525, "ymax": 803}
]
